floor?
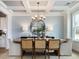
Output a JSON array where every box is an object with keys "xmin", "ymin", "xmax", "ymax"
[{"xmin": 0, "ymin": 49, "xmax": 79, "ymax": 59}]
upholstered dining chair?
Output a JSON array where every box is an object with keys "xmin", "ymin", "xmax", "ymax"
[
  {"xmin": 34, "ymin": 39, "xmax": 46, "ymax": 59},
  {"xmin": 48, "ymin": 39, "xmax": 60, "ymax": 59},
  {"xmin": 21, "ymin": 39, "xmax": 33, "ymax": 59}
]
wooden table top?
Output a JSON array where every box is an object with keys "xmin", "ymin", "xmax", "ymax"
[{"xmin": 13, "ymin": 38, "xmax": 68, "ymax": 44}]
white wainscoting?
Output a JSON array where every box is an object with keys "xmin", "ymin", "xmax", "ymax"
[{"xmin": 72, "ymin": 41, "xmax": 79, "ymax": 52}]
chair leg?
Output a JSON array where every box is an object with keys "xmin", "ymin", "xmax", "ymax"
[
  {"xmin": 45, "ymin": 51, "xmax": 46, "ymax": 59},
  {"xmin": 58, "ymin": 49, "xmax": 60, "ymax": 59},
  {"xmin": 32, "ymin": 50, "xmax": 33, "ymax": 59},
  {"xmin": 21, "ymin": 55, "xmax": 23, "ymax": 59},
  {"xmin": 32, "ymin": 49, "xmax": 35, "ymax": 59},
  {"xmin": 34, "ymin": 50, "xmax": 36, "ymax": 59},
  {"xmin": 21, "ymin": 55, "xmax": 22, "ymax": 59},
  {"xmin": 21, "ymin": 51, "xmax": 23, "ymax": 59},
  {"xmin": 48, "ymin": 49, "xmax": 50, "ymax": 59}
]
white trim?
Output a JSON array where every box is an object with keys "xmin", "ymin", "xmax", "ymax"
[
  {"xmin": 0, "ymin": 1, "xmax": 13, "ymax": 15},
  {"xmin": 46, "ymin": 0, "xmax": 53, "ymax": 14},
  {"xmin": 12, "ymin": 12, "xmax": 64, "ymax": 16},
  {"xmin": 70, "ymin": 2, "xmax": 79, "ymax": 13},
  {"xmin": 21, "ymin": 0, "xmax": 31, "ymax": 15},
  {"xmin": 0, "ymin": 0, "xmax": 7, "ymax": 8},
  {"xmin": 8, "ymin": 6, "xmax": 25, "ymax": 10}
]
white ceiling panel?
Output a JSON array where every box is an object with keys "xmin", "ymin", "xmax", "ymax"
[
  {"xmin": 13, "ymin": 10, "xmax": 26, "ymax": 12},
  {"xmin": 3, "ymin": 1, "xmax": 23, "ymax": 6},
  {"xmin": 50, "ymin": 10, "xmax": 64, "ymax": 12},
  {"xmin": 54, "ymin": 1, "xmax": 78, "ymax": 6},
  {"xmin": 8, "ymin": 6, "xmax": 25, "ymax": 10},
  {"xmin": 67, "ymin": 1, "xmax": 79, "ymax": 7},
  {"xmin": 29, "ymin": 1, "xmax": 48, "ymax": 6}
]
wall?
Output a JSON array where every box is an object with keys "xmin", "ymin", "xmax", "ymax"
[
  {"xmin": 12, "ymin": 16, "xmax": 31, "ymax": 39},
  {"xmin": 11, "ymin": 16, "xmax": 64, "ymax": 39},
  {"xmin": 9, "ymin": 15, "xmax": 65, "ymax": 55},
  {"xmin": 9, "ymin": 14, "xmax": 73, "ymax": 56}
]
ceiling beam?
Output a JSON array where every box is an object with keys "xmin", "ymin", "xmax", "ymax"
[
  {"xmin": 12, "ymin": 11, "xmax": 64, "ymax": 16},
  {"xmin": 52, "ymin": 6, "xmax": 69, "ymax": 10},
  {"xmin": 0, "ymin": 0, "xmax": 13, "ymax": 14},
  {"xmin": 46, "ymin": 0, "xmax": 54, "ymax": 15},
  {"xmin": 70, "ymin": 2, "xmax": 79, "ymax": 12},
  {"xmin": 0, "ymin": 0, "xmax": 7, "ymax": 8},
  {"xmin": 21, "ymin": 0, "xmax": 31, "ymax": 15}
]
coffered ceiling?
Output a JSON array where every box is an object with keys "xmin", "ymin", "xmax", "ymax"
[{"xmin": 1, "ymin": 0, "xmax": 79, "ymax": 16}]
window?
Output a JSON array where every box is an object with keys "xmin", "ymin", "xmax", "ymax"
[{"xmin": 72, "ymin": 13, "xmax": 79, "ymax": 41}]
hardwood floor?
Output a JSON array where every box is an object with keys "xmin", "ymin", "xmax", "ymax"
[
  {"xmin": 0, "ymin": 48, "xmax": 7, "ymax": 55},
  {"xmin": 0, "ymin": 49, "xmax": 79, "ymax": 59}
]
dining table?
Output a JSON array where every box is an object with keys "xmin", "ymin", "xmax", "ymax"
[
  {"xmin": 13, "ymin": 37, "xmax": 68, "ymax": 44},
  {"xmin": 13, "ymin": 36, "xmax": 68, "ymax": 56}
]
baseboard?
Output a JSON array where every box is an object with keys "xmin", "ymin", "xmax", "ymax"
[
  {"xmin": 60, "ymin": 55, "xmax": 72, "ymax": 56},
  {"xmin": 8, "ymin": 53, "xmax": 21, "ymax": 56}
]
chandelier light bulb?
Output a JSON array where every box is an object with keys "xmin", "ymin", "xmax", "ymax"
[
  {"xmin": 43, "ymin": 16, "xmax": 46, "ymax": 19},
  {"xmin": 39, "ymin": 17, "xmax": 42, "ymax": 20},
  {"xmin": 35, "ymin": 15, "xmax": 38, "ymax": 18},
  {"xmin": 32, "ymin": 17, "xmax": 35, "ymax": 20},
  {"xmin": 32, "ymin": 17, "xmax": 34, "ymax": 18},
  {"xmin": 32, "ymin": 15, "xmax": 46, "ymax": 20}
]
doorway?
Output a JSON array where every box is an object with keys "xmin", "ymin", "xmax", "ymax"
[{"xmin": 0, "ymin": 12, "xmax": 8, "ymax": 49}]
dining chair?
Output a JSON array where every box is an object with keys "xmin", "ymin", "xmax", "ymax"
[
  {"xmin": 48, "ymin": 39, "xmax": 60, "ymax": 59},
  {"xmin": 34, "ymin": 39, "xmax": 46, "ymax": 59},
  {"xmin": 21, "ymin": 39, "xmax": 34, "ymax": 59}
]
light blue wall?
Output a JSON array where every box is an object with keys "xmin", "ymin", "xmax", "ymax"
[
  {"xmin": 12, "ymin": 16, "xmax": 64, "ymax": 39},
  {"xmin": 12, "ymin": 16, "xmax": 31, "ymax": 38},
  {"xmin": 45, "ymin": 16, "xmax": 64, "ymax": 39}
]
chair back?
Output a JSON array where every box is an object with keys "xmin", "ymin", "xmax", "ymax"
[
  {"xmin": 35, "ymin": 39, "xmax": 46, "ymax": 49},
  {"xmin": 48, "ymin": 39, "xmax": 60, "ymax": 49},
  {"xmin": 21, "ymin": 39, "xmax": 33, "ymax": 49}
]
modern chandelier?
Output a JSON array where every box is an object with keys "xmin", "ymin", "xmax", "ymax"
[{"xmin": 32, "ymin": 2, "xmax": 46, "ymax": 20}]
